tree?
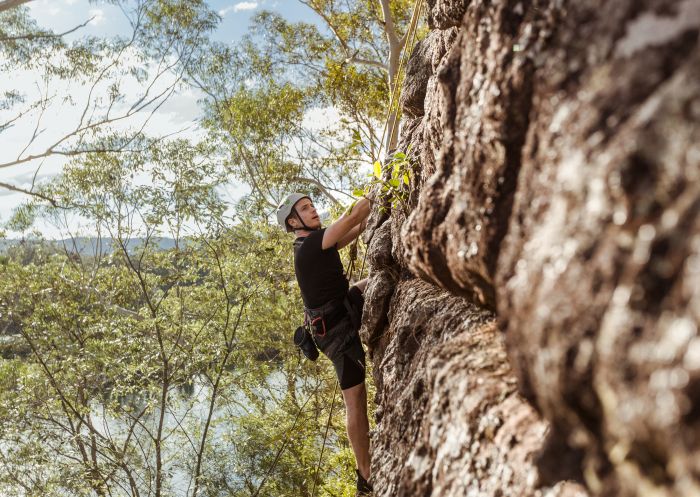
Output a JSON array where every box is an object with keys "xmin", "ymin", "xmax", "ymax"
[
  {"xmin": 0, "ymin": 2, "xmax": 383, "ymax": 494},
  {"xmin": 188, "ymin": 0, "xmax": 422, "ymax": 212},
  {"xmin": 0, "ymin": 1, "xmax": 33, "ymax": 14},
  {"xmin": 0, "ymin": 140, "xmax": 366, "ymax": 496},
  {"xmin": 258, "ymin": 0, "xmax": 417, "ymax": 154},
  {"xmin": 0, "ymin": 0, "xmax": 218, "ymax": 205}
]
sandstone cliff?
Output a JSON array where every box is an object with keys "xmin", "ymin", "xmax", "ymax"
[{"xmin": 361, "ymin": 1, "xmax": 700, "ymax": 496}]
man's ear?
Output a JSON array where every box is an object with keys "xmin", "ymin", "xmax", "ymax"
[{"xmin": 287, "ymin": 214, "xmax": 300, "ymax": 230}]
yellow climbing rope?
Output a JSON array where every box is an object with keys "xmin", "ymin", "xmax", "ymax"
[
  {"xmin": 348, "ymin": 0, "xmax": 426, "ymax": 282},
  {"xmin": 376, "ymin": 0, "xmax": 426, "ymax": 163}
]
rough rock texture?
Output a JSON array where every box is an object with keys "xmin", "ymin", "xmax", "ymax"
[
  {"xmin": 365, "ymin": 0, "xmax": 700, "ymax": 496},
  {"xmin": 496, "ymin": 2, "xmax": 700, "ymax": 495},
  {"xmin": 366, "ymin": 278, "xmax": 585, "ymax": 497},
  {"xmin": 426, "ymin": 0, "xmax": 470, "ymax": 29},
  {"xmin": 402, "ymin": 0, "xmax": 542, "ymax": 307},
  {"xmin": 361, "ymin": 4, "xmax": 590, "ymax": 492}
]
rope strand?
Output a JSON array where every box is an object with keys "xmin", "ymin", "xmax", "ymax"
[
  {"xmin": 345, "ymin": 0, "xmax": 425, "ymax": 279},
  {"xmin": 375, "ymin": 0, "xmax": 425, "ymax": 163},
  {"xmin": 310, "ymin": 380, "xmax": 339, "ymax": 497}
]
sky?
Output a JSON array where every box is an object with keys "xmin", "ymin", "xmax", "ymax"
[
  {"xmin": 21, "ymin": 0, "xmax": 315, "ymax": 47},
  {"xmin": 0, "ymin": 0, "xmax": 330, "ymax": 238}
]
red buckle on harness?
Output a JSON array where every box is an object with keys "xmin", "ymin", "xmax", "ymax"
[{"xmin": 310, "ymin": 316, "xmax": 327, "ymax": 337}]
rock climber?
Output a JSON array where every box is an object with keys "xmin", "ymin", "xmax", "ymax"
[{"xmin": 276, "ymin": 192, "xmax": 373, "ymax": 495}]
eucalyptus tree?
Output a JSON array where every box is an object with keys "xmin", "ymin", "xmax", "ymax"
[
  {"xmin": 285, "ymin": 0, "xmax": 416, "ymax": 154},
  {"xmin": 0, "ymin": 0, "xmax": 218, "ymax": 204},
  {"xmin": 0, "ymin": 0, "xmax": 31, "ymax": 14},
  {"xmin": 0, "ymin": 140, "xmax": 359, "ymax": 496},
  {"xmin": 0, "ymin": 141, "xmax": 230, "ymax": 496},
  {"xmin": 0, "ymin": 2, "xmax": 385, "ymax": 494},
  {"xmin": 189, "ymin": 0, "xmax": 420, "ymax": 213},
  {"xmin": 248, "ymin": 0, "xmax": 417, "ymax": 158},
  {"xmin": 0, "ymin": 145, "xmax": 357, "ymax": 495}
]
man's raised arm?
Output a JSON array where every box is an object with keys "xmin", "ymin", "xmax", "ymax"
[
  {"xmin": 322, "ymin": 197, "xmax": 370, "ymax": 250},
  {"xmin": 336, "ymin": 218, "xmax": 368, "ymax": 250}
]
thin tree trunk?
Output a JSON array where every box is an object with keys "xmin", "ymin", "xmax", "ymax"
[
  {"xmin": 155, "ymin": 362, "xmax": 169, "ymax": 497},
  {"xmin": 380, "ymin": 1, "xmax": 404, "ymax": 154}
]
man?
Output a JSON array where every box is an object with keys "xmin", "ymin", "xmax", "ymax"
[{"xmin": 276, "ymin": 192, "xmax": 372, "ymax": 495}]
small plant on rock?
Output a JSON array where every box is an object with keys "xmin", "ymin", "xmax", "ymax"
[{"xmin": 353, "ymin": 149, "xmax": 413, "ymax": 215}]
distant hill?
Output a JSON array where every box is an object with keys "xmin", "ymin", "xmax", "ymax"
[{"xmin": 0, "ymin": 237, "xmax": 178, "ymax": 255}]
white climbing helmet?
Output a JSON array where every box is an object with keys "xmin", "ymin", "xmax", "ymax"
[{"xmin": 276, "ymin": 192, "xmax": 310, "ymax": 232}]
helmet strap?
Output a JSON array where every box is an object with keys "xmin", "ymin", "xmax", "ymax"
[{"xmin": 291, "ymin": 206, "xmax": 318, "ymax": 232}]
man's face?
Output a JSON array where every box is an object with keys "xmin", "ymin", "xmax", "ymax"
[{"xmin": 290, "ymin": 198, "xmax": 321, "ymax": 230}]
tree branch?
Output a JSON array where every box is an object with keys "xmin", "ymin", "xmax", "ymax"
[
  {"xmin": 299, "ymin": 0, "xmax": 388, "ymax": 73},
  {"xmin": 292, "ymin": 176, "xmax": 340, "ymax": 206},
  {"xmin": 0, "ymin": 180, "xmax": 58, "ymax": 206},
  {"xmin": 298, "ymin": 0, "xmax": 350, "ymax": 52},
  {"xmin": 344, "ymin": 54, "xmax": 387, "ymax": 70},
  {"xmin": 0, "ymin": 16, "xmax": 93, "ymax": 42}
]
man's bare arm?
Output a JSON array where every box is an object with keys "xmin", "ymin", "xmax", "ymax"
[
  {"xmin": 322, "ymin": 198, "xmax": 370, "ymax": 250},
  {"xmin": 336, "ymin": 219, "xmax": 367, "ymax": 250}
]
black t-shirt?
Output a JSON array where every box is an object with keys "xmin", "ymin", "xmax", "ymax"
[{"xmin": 294, "ymin": 228, "xmax": 349, "ymax": 309}]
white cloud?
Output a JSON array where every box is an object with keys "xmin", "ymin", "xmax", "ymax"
[
  {"xmin": 234, "ymin": 1, "xmax": 259, "ymax": 11},
  {"xmin": 218, "ymin": 2, "xmax": 259, "ymax": 17},
  {"xmin": 302, "ymin": 106, "xmax": 341, "ymax": 132},
  {"xmin": 157, "ymin": 88, "xmax": 205, "ymax": 123},
  {"xmin": 88, "ymin": 8, "xmax": 105, "ymax": 26}
]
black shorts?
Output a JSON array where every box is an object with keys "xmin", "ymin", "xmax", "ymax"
[
  {"xmin": 317, "ymin": 286, "xmax": 366, "ymax": 390},
  {"xmin": 332, "ymin": 332, "xmax": 366, "ymax": 390}
]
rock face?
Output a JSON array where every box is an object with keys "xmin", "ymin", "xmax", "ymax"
[
  {"xmin": 364, "ymin": 277, "xmax": 585, "ymax": 497},
  {"xmin": 364, "ymin": 0, "xmax": 700, "ymax": 496}
]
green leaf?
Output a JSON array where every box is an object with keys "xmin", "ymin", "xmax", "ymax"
[
  {"xmin": 403, "ymin": 173, "xmax": 410, "ymax": 185},
  {"xmin": 352, "ymin": 187, "xmax": 365, "ymax": 197},
  {"xmin": 393, "ymin": 152, "xmax": 406, "ymax": 160},
  {"xmin": 389, "ymin": 178, "xmax": 400, "ymax": 188},
  {"xmin": 373, "ymin": 161, "xmax": 382, "ymax": 179}
]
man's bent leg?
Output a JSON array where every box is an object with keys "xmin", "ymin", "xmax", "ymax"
[{"xmin": 342, "ymin": 382, "xmax": 371, "ymax": 481}]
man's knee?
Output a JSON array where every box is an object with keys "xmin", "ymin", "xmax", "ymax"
[{"xmin": 342, "ymin": 382, "xmax": 367, "ymax": 411}]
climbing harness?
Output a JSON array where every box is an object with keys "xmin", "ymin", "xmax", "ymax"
[{"xmin": 298, "ymin": 293, "xmax": 362, "ymax": 364}]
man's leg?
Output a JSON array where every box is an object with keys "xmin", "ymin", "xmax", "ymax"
[
  {"xmin": 343, "ymin": 281, "xmax": 370, "ymax": 485},
  {"xmin": 342, "ymin": 381, "xmax": 371, "ymax": 481}
]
